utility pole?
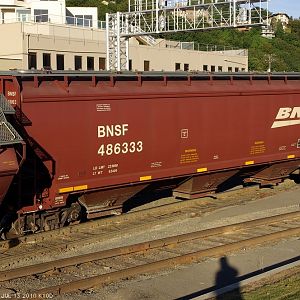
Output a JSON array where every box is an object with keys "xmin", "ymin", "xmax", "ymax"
[{"xmin": 267, "ymin": 54, "xmax": 274, "ymax": 72}]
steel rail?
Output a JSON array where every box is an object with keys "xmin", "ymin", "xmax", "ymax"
[
  {"xmin": 34, "ymin": 226, "xmax": 300, "ymax": 295},
  {"xmin": 1, "ymin": 211, "xmax": 299, "ymax": 283},
  {"xmin": 0, "ymin": 180, "xmax": 294, "ymax": 252},
  {"xmin": 1, "ymin": 183, "xmax": 261, "ymax": 269},
  {"xmin": 0, "ymin": 203, "xmax": 208, "ymax": 270},
  {"xmin": 0, "ymin": 197, "xmax": 204, "ymax": 251}
]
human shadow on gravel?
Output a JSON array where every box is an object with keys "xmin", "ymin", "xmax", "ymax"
[
  {"xmin": 215, "ymin": 257, "xmax": 243, "ymax": 300},
  {"xmin": 175, "ymin": 255, "xmax": 300, "ymax": 300}
]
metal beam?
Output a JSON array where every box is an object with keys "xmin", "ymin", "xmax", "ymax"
[{"xmin": 107, "ymin": 0, "xmax": 269, "ymax": 71}]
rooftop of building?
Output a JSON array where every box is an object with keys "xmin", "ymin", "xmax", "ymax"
[{"xmin": 270, "ymin": 12, "xmax": 290, "ymax": 19}]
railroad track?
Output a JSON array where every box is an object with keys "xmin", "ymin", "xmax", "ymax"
[
  {"xmin": 0, "ymin": 198, "xmax": 211, "ymax": 270},
  {"xmin": 1, "ymin": 210, "xmax": 299, "ymax": 298},
  {"xmin": 0, "ymin": 181, "xmax": 297, "ymax": 270}
]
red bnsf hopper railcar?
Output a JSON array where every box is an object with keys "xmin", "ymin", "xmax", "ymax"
[{"xmin": 0, "ymin": 72, "xmax": 300, "ymax": 236}]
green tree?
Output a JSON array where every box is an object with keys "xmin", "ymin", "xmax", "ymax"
[{"xmin": 275, "ymin": 21, "xmax": 284, "ymax": 38}]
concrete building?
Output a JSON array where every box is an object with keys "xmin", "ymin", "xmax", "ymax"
[
  {"xmin": 0, "ymin": 0, "xmax": 248, "ymax": 72},
  {"xmin": 270, "ymin": 13, "xmax": 290, "ymax": 31}
]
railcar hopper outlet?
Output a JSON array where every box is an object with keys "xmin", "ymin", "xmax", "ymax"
[{"xmin": 0, "ymin": 71, "xmax": 300, "ymax": 237}]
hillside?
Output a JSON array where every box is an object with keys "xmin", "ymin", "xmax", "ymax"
[
  {"xmin": 66, "ymin": 0, "xmax": 300, "ymax": 72},
  {"xmin": 163, "ymin": 21, "xmax": 300, "ymax": 72}
]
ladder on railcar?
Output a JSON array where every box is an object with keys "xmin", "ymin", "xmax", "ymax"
[{"xmin": 0, "ymin": 94, "xmax": 23, "ymax": 147}]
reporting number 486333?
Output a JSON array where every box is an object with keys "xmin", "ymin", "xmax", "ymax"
[{"xmin": 98, "ymin": 141, "xmax": 143, "ymax": 156}]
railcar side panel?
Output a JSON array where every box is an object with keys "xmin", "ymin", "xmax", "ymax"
[
  {"xmin": 19, "ymin": 78, "xmax": 300, "ymax": 200},
  {"xmin": 1, "ymin": 73, "xmax": 300, "ymax": 217}
]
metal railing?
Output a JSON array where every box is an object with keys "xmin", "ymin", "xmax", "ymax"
[
  {"xmin": 161, "ymin": 40, "xmax": 248, "ymax": 56},
  {"xmin": 0, "ymin": 13, "xmax": 107, "ymax": 30},
  {"xmin": 130, "ymin": 25, "xmax": 157, "ymax": 46}
]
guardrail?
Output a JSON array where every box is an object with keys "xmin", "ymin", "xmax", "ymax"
[
  {"xmin": 162, "ymin": 40, "xmax": 248, "ymax": 56},
  {"xmin": 0, "ymin": 13, "xmax": 106, "ymax": 30}
]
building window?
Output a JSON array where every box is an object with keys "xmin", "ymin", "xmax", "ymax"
[
  {"xmin": 43, "ymin": 53, "xmax": 51, "ymax": 69},
  {"xmin": 17, "ymin": 10, "xmax": 30, "ymax": 22},
  {"xmin": 28, "ymin": 52, "xmax": 37, "ymax": 70},
  {"xmin": 56, "ymin": 54, "xmax": 64, "ymax": 70},
  {"xmin": 218, "ymin": 66, "xmax": 223, "ymax": 72},
  {"xmin": 211, "ymin": 65, "xmax": 216, "ymax": 72},
  {"xmin": 75, "ymin": 56, "xmax": 82, "ymax": 70},
  {"xmin": 203, "ymin": 65, "xmax": 208, "ymax": 71},
  {"xmin": 99, "ymin": 57, "xmax": 106, "ymax": 70},
  {"xmin": 228, "ymin": 67, "xmax": 233, "ymax": 72},
  {"xmin": 84, "ymin": 15, "xmax": 92, "ymax": 27},
  {"xmin": 184, "ymin": 64, "xmax": 189, "ymax": 71},
  {"xmin": 129, "ymin": 59, "xmax": 132, "ymax": 71},
  {"xmin": 144, "ymin": 60, "xmax": 150, "ymax": 71},
  {"xmin": 175, "ymin": 63, "xmax": 181, "ymax": 71},
  {"xmin": 235, "ymin": 67, "xmax": 239, "ymax": 72},
  {"xmin": 241, "ymin": 68, "xmax": 246, "ymax": 72},
  {"xmin": 87, "ymin": 57, "xmax": 94, "ymax": 70},
  {"xmin": 66, "ymin": 16, "xmax": 74, "ymax": 25},
  {"xmin": 34, "ymin": 9, "xmax": 48, "ymax": 22},
  {"xmin": 75, "ymin": 15, "xmax": 93, "ymax": 27},
  {"xmin": 75, "ymin": 15, "xmax": 83, "ymax": 26}
]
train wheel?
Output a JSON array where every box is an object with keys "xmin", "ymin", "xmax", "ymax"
[
  {"xmin": 3, "ymin": 219, "xmax": 24, "ymax": 240},
  {"xmin": 60, "ymin": 202, "xmax": 82, "ymax": 227}
]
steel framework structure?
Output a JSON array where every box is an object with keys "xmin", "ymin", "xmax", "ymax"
[{"xmin": 106, "ymin": 0, "xmax": 269, "ymax": 71}]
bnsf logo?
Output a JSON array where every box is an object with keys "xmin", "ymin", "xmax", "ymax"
[{"xmin": 271, "ymin": 107, "xmax": 300, "ymax": 129}]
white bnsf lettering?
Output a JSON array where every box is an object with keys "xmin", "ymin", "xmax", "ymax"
[
  {"xmin": 275, "ymin": 107, "xmax": 292, "ymax": 119},
  {"xmin": 272, "ymin": 107, "xmax": 300, "ymax": 129},
  {"xmin": 291, "ymin": 107, "xmax": 300, "ymax": 118},
  {"xmin": 276, "ymin": 107, "xmax": 300, "ymax": 119},
  {"xmin": 97, "ymin": 123, "xmax": 143, "ymax": 156},
  {"xmin": 97, "ymin": 124, "xmax": 128, "ymax": 138},
  {"xmin": 7, "ymin": 91, "xmax": 16, "ymax": 97}
]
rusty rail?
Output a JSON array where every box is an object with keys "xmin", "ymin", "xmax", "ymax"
[
  {"xmin": 1, "ymin": 210, "xmax": 299, "ymax": 283},
  {"xmin": 35, "ymin": 226, "xmax": 300, "ymax": 295},
  {"xmin": 0, "ymin": 197, "xmax": 204, "ymax": 251},
  {"xmin": 1, "ymin": 179, "xmax": 290, "ymax": 252}
]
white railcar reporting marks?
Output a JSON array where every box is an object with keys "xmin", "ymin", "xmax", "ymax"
[
  {"xmin": 97, "ymin": 124, "xmax": 129, "ymax": 138},
  {"xmin": 97, "ymin": 124, "xmax": 143, "ymax": 156},
  {"xmin": 97, "ymin": 141, "xmax": 143, "ymax": 156}
]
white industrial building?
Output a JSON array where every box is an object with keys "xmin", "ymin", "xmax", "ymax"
[
  {"xmin": 0, "ymin": 0, "xmax": 98, "ymax": 27},
  {"xmin": 0, "ymin": 0, "xmax": 248, "ymax": 72}
]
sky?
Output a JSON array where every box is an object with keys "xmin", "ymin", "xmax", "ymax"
[{"xmin": 269, "ymin": 0, "xmax": 300, "ymax": 18}]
